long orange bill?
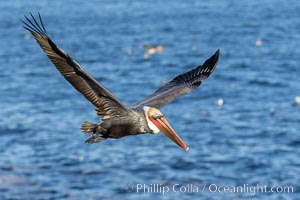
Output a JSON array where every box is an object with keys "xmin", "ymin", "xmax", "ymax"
[{"xmin": 156, "ymin": 117, "xmax": 189, "ymax": 151}]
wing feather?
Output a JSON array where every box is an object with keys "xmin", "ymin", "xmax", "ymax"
[
  {"xmin": 22, "ymin": 13, "xmax": 129, "ymax": 118},
  {"xmin": 132, "ymin": 49, "xmax": 219, "ymax": 109}
]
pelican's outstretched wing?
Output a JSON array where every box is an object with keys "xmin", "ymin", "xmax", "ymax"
[
  {"xmin": 132, "ymin": 49, "xmax": 219, "ymax": 109},
  {"xmin": 22, "ymin": 13, "xmax": 129, "ymax": 118}
]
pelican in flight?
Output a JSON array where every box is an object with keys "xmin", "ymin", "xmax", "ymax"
[{"xmin": 22, "ymin": 13, "xmax": 219, "ymax": 151}]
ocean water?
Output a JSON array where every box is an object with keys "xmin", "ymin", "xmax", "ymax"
[{"xmin": 0, "ymin": 1, "xmax": 299, "ymax": 199}]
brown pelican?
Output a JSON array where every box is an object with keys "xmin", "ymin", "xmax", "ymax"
[{"xmin": 22, "ymin": 13, "xmax": 219, "ymax": 151}]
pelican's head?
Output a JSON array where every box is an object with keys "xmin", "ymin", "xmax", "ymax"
[{"xmin": 143, "ymin": 106, "xmax": 189, "ymax": 151}]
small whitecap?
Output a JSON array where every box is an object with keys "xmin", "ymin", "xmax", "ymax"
[
  {"xmin": 216, "ymin": 98, "xmax": 224, "ymax": 106},
  {"xmin": 78, "ymin": 155, "xmax": 84, "ymax": 162},
  {"xmin": 295, "ymin": 96, "xmax": 300, "ymax": 105},
  {"xmin": 192, "ymin": 44, "xmax": 197, "ymax": 50},
  {"xmin": 256, "ymin": 38, "xmax": 262, "ymax": 46},
  {"xmin": 269, "ymin": 106, "xmax": 276, "ymax": 116},
  {"xmin": 126, "ymin": 48, "xmax": 133, "ymax": 56},
  {"xmin": 228, "ymin": 83, "xmax": 236, "ymax": 89}
]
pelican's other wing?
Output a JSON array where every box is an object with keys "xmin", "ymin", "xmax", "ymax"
[
  {"xmin": 132, "ymin": 49, "xmax": 219, "ymax": 109},
  {"xmin": 22, "ymin": 13, "xmax": 129, "ymax": 118}
]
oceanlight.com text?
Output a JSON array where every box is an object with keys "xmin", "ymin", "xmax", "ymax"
[{"xmin": 124, "ymin": 183, "xmax": 294, "ymax": 196}]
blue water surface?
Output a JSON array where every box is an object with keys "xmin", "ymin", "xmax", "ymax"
[{"xmin": 0, "ymin": 1, "xmax": 299, "ymax": 199}]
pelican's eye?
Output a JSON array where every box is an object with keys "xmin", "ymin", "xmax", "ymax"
[{"xmin": 153, "ymin": 114, "xmax": 163, "ymax": 120}]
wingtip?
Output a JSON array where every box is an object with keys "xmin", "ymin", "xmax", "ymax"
[
  {"xmin": 199, "ymin": 49, "xmax": 220, "ymax": 77},
  {"xmin": 210, "ymin": 49, "xmax": 220, "ymax": 71},
  {"xmin": 214, "ymin": 49, "xmax": 220, "ymax": 59},
  {"xmin": 207, "ymin": 48, "xmax": 220, "ymax": 66},
  {"xmin": 212, "ymin": 48, "xmax": 220, "ymax": 65}
]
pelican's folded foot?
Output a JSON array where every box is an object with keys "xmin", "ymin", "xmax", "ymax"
[
  {"xmin": 81, "ymin": 121, "xmax": 107, "ymax": 137},
  {"xmin": 85, "ymin": 136, "xmax": 106, "ymax": 144}
]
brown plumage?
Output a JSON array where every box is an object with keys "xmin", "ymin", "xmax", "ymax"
[{"xmin": 22, "ymin": 13, "xmax": 219, "ymax": 151}]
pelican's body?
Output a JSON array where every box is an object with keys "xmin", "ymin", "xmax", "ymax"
[
  {"xmin": 88, "ymin": 109, "xmax": 150, "ymax": 139},
  {"xmin": 22, "ymin": 13, "xmax": 220, "ymax": 151}
]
